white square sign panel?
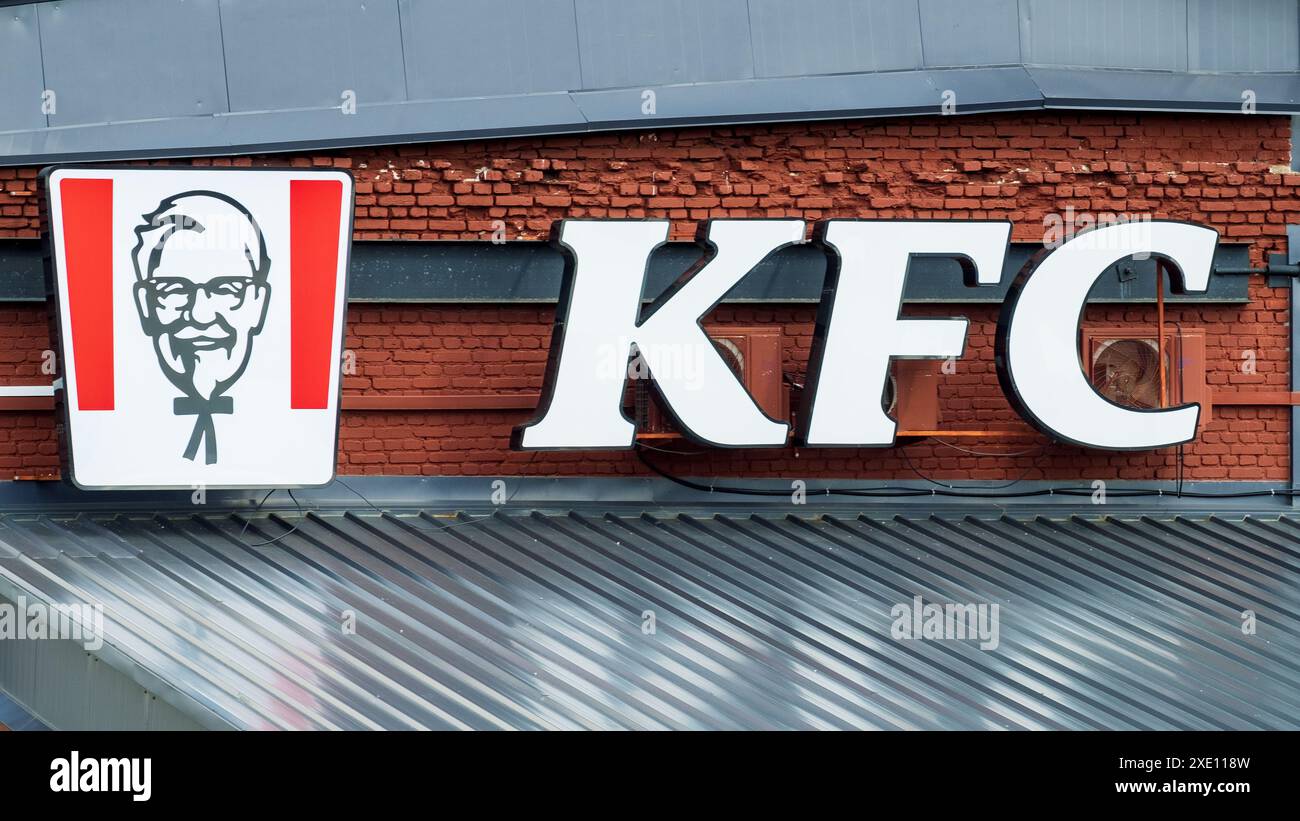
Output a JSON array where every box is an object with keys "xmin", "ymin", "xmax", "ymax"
[{"xmin": 43, "ymin": 167, "xmax": 354, "ymax": 489}]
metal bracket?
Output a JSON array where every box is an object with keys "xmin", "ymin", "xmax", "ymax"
[{"xmin": 1267, "ymin": 253, "xmax": 1296, "ymax": 289}]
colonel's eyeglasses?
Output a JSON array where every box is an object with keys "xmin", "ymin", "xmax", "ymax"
[{"xmin": 143, "ymin": 276, "xmax": 257, "ymax": 312}]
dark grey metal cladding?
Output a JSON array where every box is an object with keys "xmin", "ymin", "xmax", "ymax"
[
  {"xmin": 748, "ymin": 0, "xmax": 922, "ymax": 77},
  {"xmin": 219, "ymin": 0, "xmax": 407, "ymax": 112},
  {"xmin": 35, "ymin": 0, "xmax": 229, "ymax": 128},
  {"xmin": 0, "ymin": 90, "xmax": 590, "ymax": 166},
  {"xmin": 1021, "ymin": 0, "xmax": 1299, "ymax": 73},
  {"xmin": 574, "ymin": 66, "xmax": 1043, "ymax": 131},
  {"xmin": 918, "ymin": 0, "xmax": 1021, "ymax": 68},
  {"xmin": 1021, "ymin": 0, "xmax": 1189, "ymax": 71},
  {"xmin": 401, "ymin": 0, "xmax": 581, "ymax": 99},
  {"xmin": 0, "ymin": 505, "xmax": 1296, "ymax": 729},
  {"xmin": 0, "ymin": 238, "xmax": 1255, "ymax": 303},
  {"xmin": 347, "ymin": 240, "xmax": 1244, "ymax": 304},
  {"xmin": 1187, "ymin": 0, "xmax": 1299, "ymax": 73},
  {"xmin": 3, "ymin": 0, "xmax": 1300, "ymax": 165},
  {"xmin": 1030, "ymin": 68, "xmax": 1300, "ymax": 113},
  {"xmin": 0, "ymin": 6, "xmax": 46, "ymax": 134},
  {"xmin": 574, "ymin": 0, "xmax": 754, "ymax": 88},
  {"xmin": 1294, "ymin": 116, "xmax": 1300, "ymax": 172}
]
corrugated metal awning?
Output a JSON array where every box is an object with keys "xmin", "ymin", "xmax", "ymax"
[{"xmin": 2, "ymin": 504, "xmax": 1297, "ymax": 730}]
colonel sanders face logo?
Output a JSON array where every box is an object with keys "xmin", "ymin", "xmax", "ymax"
[{"xmin": 131, "ymin": 192, "xmax": 271, "ymax": 464}]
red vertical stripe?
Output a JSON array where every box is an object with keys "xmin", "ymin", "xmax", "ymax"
[
  {"xmin": 59, "ymin": 178, "xmax": 115, "ymax": 411},
  {"xmin": 290, "ymin": 179, "xmax": 343, "ymax": 409}
]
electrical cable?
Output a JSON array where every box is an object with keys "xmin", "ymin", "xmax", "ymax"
[
  {"xmin": 403, "ymin": 490, "xmax": 532, "ymax": 534},
  {"xmin": 240, "ymin": 488, "xmax": 275, "ymax": 536},
  {"xmin": 415, "ymin": 510, "xmax": 512, "ymax": 532},
  {"xmin": 635, "ymin": 444, "xmax": 1297, "ymax": 500},
  {"xmin": 931, "ymin": 438, "xmax": 1046, "ymax": 458},
  {"xmin": 334, "ymin": 476, "xmax": 386, "ymax": 513},
  {"xmin": 237, "ymin": 488, "xmax": 305, "ymax": 547},
  {"xmin": 235, "ymin": 478, "xmax": 518, "ymax": 539},
  {"xmin": 897, "ymin": 443, "xmax": 1042, "ymax": 490},
  {"xmin": 635, "ymin": 440, "xmax": 710, "ymax": 456}
]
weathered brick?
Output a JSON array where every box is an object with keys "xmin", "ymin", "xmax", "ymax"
[{"xmin": 0, "ymin": 113, "xmax": 1292, "ymax": 481}]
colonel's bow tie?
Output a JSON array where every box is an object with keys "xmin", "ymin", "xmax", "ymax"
[{"xmin": 174, "ymin": 395, "xmax": 234, "ymax": 465}]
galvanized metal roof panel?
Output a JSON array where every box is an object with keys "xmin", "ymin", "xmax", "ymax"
[
  {"xmin": 0, "ymin": 691, "xmax": 47, "ymax": 731},
  {"xmin": 1, "ymin": 503, "xmax": 1297, "ymax": 730}
]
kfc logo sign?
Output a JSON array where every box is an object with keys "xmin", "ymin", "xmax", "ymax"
[
  {"xmin": 514, "ymin": 219, "xmax": 1217, "ymax": 453},
  {"xmin": 44, "ymin": 167, "xmax": 353, "ymax": 489},
  {"xmin": 132, "ymin": 191, "xmax": 271, "ymax": 464}
]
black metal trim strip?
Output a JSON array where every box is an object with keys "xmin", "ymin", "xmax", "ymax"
[
  {"xmin": 0, "ymin": 238, "xmax": 1253, "ymax": 304},
  {"xmin": 0, "ymin": 475, "xmax": 1291, "ymax": 515}
]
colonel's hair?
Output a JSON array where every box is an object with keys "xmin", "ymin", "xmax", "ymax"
[{"xmin": 131, "ymin": 191, "xmax": 270, "ymax": 282}]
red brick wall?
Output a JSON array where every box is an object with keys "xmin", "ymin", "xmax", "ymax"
[
  {"xmin": 0, "ymin": 112, "xmax": 1294, "ymax": 481},
  {"xmin": 0, "ymin": 305, "xmax": 58, "ymax": 478}
]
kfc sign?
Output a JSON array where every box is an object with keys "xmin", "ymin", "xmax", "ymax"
[
  {"xmin": 515, "ymin": 219, "xmax": 1217, "ymax": 453},
  {"xmin": 44, "ymin": 167, "xmax": 353, "ymax": 489}
]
